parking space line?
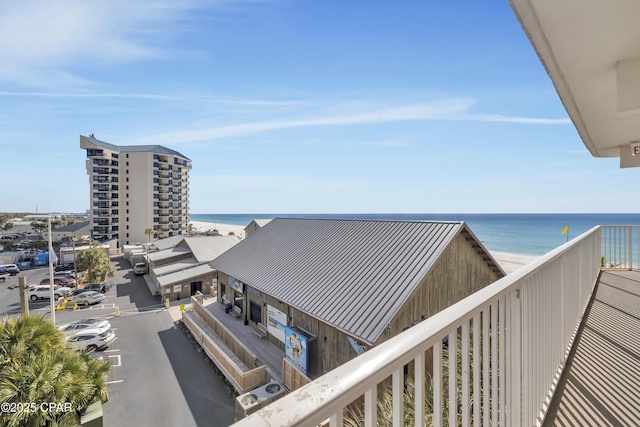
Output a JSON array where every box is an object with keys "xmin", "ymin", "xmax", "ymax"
[
  {"xmin": 103, "ymin": 349, "xmax": 119, "ymax": 352},
  {"xmin": 109, "ymin": 354, "xmax": 122, "ymax": 367},
  {"xmin": 106, "ymin": 380, "xmax": 124, "ymax": 384}
]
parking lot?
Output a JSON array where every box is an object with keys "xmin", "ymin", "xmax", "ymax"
[{"xmin": 0, "ymin": 258, "xmax": 235, "ymax": 427}]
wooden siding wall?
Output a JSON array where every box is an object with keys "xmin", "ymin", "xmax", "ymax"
[
  {"xmin": 282, "ymin": 358, "xmax": 311, "ymax": 392},
  {"xmin": 161, "ymin": 270, "xmax": 216, "ymax": 300},
  {"xmin": 378, "ymin": 233, "xmax": 500, "ymax": 345}
]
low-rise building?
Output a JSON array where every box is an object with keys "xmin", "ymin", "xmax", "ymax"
[
  {"xmin": 187, "ymin": 218, "xmax": 504, "ymax": 393},
  {"xmin": 244, "ymin": 219, "xmax": 272, "ymax": 238},
  {"xmin": 147, "ymin": 235, "xmax": 240, "ymax": 299}
]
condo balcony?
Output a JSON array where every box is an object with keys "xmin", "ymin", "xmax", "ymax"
[
  {"xmin": 93, "ymin": 167, "xmax": 109, "ymax": 175},
  {"xmin": 86, "ymin": 149, "xmax": 105, "ymax": 157},
  {"xmin": 228, "ymin": 225, "xmax": 640, "ymax": 426},
  {"xmin": 92, "ymin": 159, "xmax": 109, "ymax": 166}
]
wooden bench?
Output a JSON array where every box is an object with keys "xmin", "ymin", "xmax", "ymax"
[
  {"xmin": 253, "ymin": 323, "xmax": 267, "ymax": 339},
  {"xmin": 230, "ymin": 305, "xmax": 242, "ymax": 318}
]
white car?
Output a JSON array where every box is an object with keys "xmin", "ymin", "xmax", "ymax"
[
  {"xmin": 58, "ymin": 318, "xmax": 111, "ymax": 335},
  {"xmin": 66, "ymin": 291, "xmax": 105, "ymax": 306},
  {"xmin": 28, "ymin": 285, "xmax": 71, "ymax": 301},
  {"xmin": 66, "ymin": 328, "xmax": 116, "ymax": 351}
]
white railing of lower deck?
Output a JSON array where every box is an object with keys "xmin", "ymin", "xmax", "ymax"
[
  {"xmin": 232, "ymin": 226, "xmax": 605, "ymax": 427},
  {"xmin": 601, "ymin": 225, "xmax": 640, "ymax": 269}
]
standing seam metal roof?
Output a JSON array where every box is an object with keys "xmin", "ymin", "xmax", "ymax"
[
  {"xmin": 182, "ymin": 236, "xmax": 240, "ymax": 263},
  {"xmin": 210, "ymin": 218, "xmax": 499, "ymax": 345}
]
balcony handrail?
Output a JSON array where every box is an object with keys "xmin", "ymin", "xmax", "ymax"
[{"xmin": 233, "ymin": 225, "xmax": 603, "ymax": 427}]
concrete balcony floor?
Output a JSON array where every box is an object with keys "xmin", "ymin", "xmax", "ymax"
[{"xmin": 544, "ymin": 270, "xmax": 640, "ymax": 426}]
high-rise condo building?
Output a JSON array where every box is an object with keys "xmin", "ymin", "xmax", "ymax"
[{"xmin": 80, "ymin": 135, "xmax": 192, "ymax": 248}]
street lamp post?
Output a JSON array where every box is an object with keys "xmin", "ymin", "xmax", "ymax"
[
  {"xmin": 72, "ymin": 235, "xmax": 77, "ymax": 285},
  {"xmin": 31, "ymin": 215, "xmax": 56, "ymax": 323}
]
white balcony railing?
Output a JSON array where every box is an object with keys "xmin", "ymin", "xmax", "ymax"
[
  {"xmin": 232, "ymin": 225, "xmax": 616, "ymax": 427},
  {"xmin": 601, "ymin": 225, "xmax": 640, "ymax": 269}
]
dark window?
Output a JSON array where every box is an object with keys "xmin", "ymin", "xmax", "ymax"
[{"xmin": 250, "ymin": 301, "xmax": 261, "ymax": 324}]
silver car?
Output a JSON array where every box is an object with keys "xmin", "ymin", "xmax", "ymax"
[
  {"xmin": 58, "ymin": 318, "xmax": 111, "ymax": 335},
  {"xmin": 66, "ymin": 291, "xmax": 105, "ymax": 306},
  {"xmin": 66, "ymin": 328, "xmax": 116, "ymax": 351},
  {"xmin": 28, "ymin": 285, "xmax": 71, "ymax": 301}
]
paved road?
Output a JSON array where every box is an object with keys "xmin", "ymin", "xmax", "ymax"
[{"xmin": 0, "ymin": 259, "xmax": 236, "ymax": 427}]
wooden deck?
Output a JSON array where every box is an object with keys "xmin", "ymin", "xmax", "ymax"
[
  {"xmin": 204, "ymin": 301, "xmax": 285, "ymax": 383},
  {"xmin": 544, "ymin": 270, "xmax": 640, "ymax": 426}
]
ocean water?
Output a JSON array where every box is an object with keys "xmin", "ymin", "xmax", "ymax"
[{"xmin": 189, "ymin": 213, "xmax": 640, "ymax": 257}]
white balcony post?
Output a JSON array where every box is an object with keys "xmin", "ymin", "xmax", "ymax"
[
  {"xmin": 392, "ymin": 369, "xmax": 403, "ymax": 426},
  {"xmin": 415, "ymin": 352, "xmax": 425, "ymax": 427}
]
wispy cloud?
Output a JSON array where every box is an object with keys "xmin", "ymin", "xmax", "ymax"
[
  {"xmin": 0, "ymin": 91, "xmax": 174, "ymax": 100},
  {"xmin": 204, "ymin": 96, "xmax": 316, "ymax": 107},
  {"xmin": 455, "ymin": 114, "xmax": 571, "ymax": 125},
  {"xmin": 123, "ymin": 98, "xmax": 571, "ymax": 145},
  {"xmin": 0, "ymin": 0, "xmax": 259, "ymax": 88}
]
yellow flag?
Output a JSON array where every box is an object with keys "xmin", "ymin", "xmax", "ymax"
[{"xmin": 561, "ymin": 225, "xmax": 569, "ymax": 234}]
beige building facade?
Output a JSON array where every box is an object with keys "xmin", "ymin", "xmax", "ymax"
[{"xmin": 80, "ymin": 135, "xmax": 191, "ymax": 248}]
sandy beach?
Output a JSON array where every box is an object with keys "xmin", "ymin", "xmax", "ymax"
[
  {"xmin": 490, "ymin": 251, "xmax": 539, "ymax": 274},
  {"xmin": 189, "ymin": 220, "xmax": 246, "ymax": 239}
]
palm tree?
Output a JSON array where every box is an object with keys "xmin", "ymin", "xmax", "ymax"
[
  {"xmin": 144, "ymin": 228, "xmax": 154, "ymax": 243},
  {"xmin": 75, "ymin": 242, "xmax": 115, "ymax": 282},
  {"xmin": 0, "ymin": 315, "xmax": 110, "ymax": 427},
  {"xmin": 153, "ymin": 229, "xmax": 164, "ymax": 240},
  {"xmin": 30, "ymin": 221, "xmax": 46, "ymax": 239}
]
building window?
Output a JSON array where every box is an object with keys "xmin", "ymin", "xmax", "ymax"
[
  {"xmin": 126, "ymin": 170, "xmax": 129, "ymax": 174},
  {"xmin": 126, "ymin": 185, "xmax": 129, "ymax": 190},
  {"xmin": 126, "ymin": 154, "xmax": 129, "ymax": 158},
  {"xmin": 126, "ymin": 233, "xmax": 129, "ymax": 238},
  {"xmin": 126, "ymin": 178, "xmax": 129, "ymax": 182},
  {"xmin": 126, "ymin": 161, "xmax": 129, "ymax": 166},
  {"xmin": 126, "ymin": 193, "xmax": 129, "ymax": 198}
]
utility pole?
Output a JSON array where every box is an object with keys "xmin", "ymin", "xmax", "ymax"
[{"xmin": 18, "ymin": 276, "xmax": 29, "ymax": 316}]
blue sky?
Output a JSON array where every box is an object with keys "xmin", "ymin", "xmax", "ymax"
[{"xmin": 0, "ymin": 0, "xmax": 634, "ymax": 214}]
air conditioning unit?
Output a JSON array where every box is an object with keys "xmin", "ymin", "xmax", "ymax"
[{"xmin": 235, "ymin": 381, "xmax": 286, "ymax": 420}]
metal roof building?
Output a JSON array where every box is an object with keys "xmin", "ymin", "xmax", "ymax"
[
  {"xmin": 148, "ymin": 235, "xmax": 240, "ymax": 300},
  {"xmin": 211, "ymin": 218, "xmax": 504, "ymax": 346}
]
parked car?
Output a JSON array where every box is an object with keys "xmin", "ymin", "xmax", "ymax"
[
  {"xmin": 40, "ymin": 277, "xmax": 76, "ymax": 288},
  {"xmin": 68, "ymin": 288, "xmax": 94, "ymax": 297},
  {"xmin": 54, "ymin": 263, "xmax": 74, "ymax": 272},
  {"xmin": 133, "ymin": 262, "xmax": 147, "ymax": 275},
  {"xmin": 56, "ymin": 270, "xmax": 83, "ymax": 279},
  {"xmin": 66, "ymin": 328, "xmax": 116, "ymax": 351},
  {"xmin": 67, "ymin": 291, "xmax": 105, "ymax": 306},
  {"xmin": 28, "ymin": 285, "xmax": 71, "ymax": 301},
  {"xmin": 58, "ymin": 318, "xmax": 111, "ymax": 335},
  {"xmin": 85, "ymin": 281, "xmax": 111, "ymax": 293},
  {"xmin": 0, "ymin": 265, "xmax": 20, "ymax": 276}
]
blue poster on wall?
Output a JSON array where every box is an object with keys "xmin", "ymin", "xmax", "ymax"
[{"xmin": 285, "ymin": 326, "xmax": 308, "ymax": 375}]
